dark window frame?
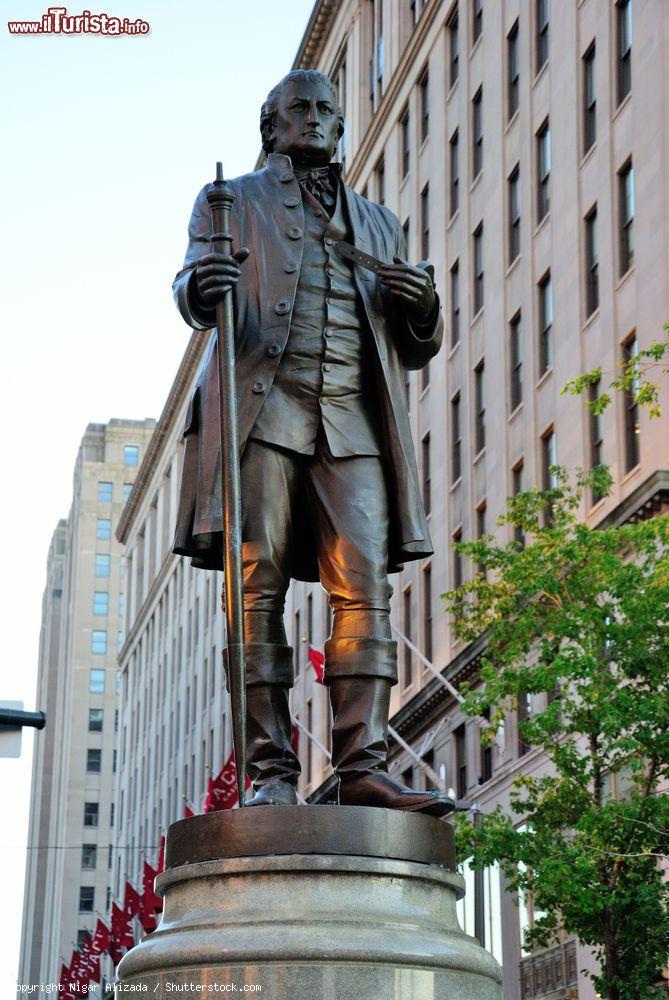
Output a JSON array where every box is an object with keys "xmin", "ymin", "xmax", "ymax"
[
  {"xmin": 508, "ymin": 164, "xmax": 521, "ymax": 263},
  {"xmin": 509, "ymin": 310, "xmax": 523, "ymax": 412},
  {"xmin": 472, "ymin": 87, "xmax": 483, "ymax": 179},
  {"xmin": 582, "ymin": 41, "xmax": 596, "ymax": 154},
  {"xmin": 585, "ymin": 205, "xmax": 599, "ymax": 317},
  {"xmin": 507, "ymin": 19, "xmax": 519, "ymax": 120},
  {"xmin": 536, "ymin": 118, "xmax": 551, "ymax": 223}
]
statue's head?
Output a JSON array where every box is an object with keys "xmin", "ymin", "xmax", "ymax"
[{"xmin": 260, "ymin": 70, "xmax": 345, "ymax": 166}]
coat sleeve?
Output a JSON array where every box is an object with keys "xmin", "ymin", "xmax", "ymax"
[
  {"xmin": 388, "ymin": 217, "xmax": 444, "ymax": 371},
  {"xmin": 172, "ymin": 184, "xmax": 217, "ymax": 332}
]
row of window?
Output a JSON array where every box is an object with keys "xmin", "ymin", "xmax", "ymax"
[
  {"xmin": 90, "ymin": 629, "xmax": 124, "ymax": 654},
  {"xmin": 98, "ymin": 480, "xmax": 134, "ymax": 504},
  {"xmin": 93, "ymin": 591, "xmax": 125, "ymax": 617},
  {"xmin": 88, "ymin": 707, "xmax": 118, "ymax": 732},
  {"xmin": 386, "ymin": 0, "xmax": 632, "ymax": 196}
]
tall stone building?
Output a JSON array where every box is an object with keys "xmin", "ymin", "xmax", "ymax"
[
  {"xmin": 19, "ymin": 419, "xmax": 155, "ymax": 984},
  {"xmin": 113, "ymin": 1, "xmax": 668, "ymax": 998}
]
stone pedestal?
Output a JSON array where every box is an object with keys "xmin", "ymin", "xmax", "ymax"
[{"xmin": 117, "ymin": 806, "xmax": 502, "ymax": 999}]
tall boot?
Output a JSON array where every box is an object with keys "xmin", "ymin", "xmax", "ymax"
[
  {"xmin": 225, "ymin": 615, "xmax": 301, "ymax": 807},
  {"xmin": 329, "ymin": 672, "xmax": 455, "ymax": 817},
  {"xmin": 245, "ymin": 677, "xmax": 300, "ymax": 806}
]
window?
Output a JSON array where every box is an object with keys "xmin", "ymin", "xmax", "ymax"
[
  {"xmin": 623, "ymin": 336, "xmax": 640, "ymax": 471},
  {"xmin": 87, "ymin": 748, "xmax": 102, "ymax": 773},
  {"xmin": 541, "ymin": 429, "xmax": 558, "ymax": 499},
  {"xmin": 402, "ymin": 766, "xmax": 414, "ymax": 789},
  {"xmin": 536, "ymin": 119, "xmax": 550, "ymax": 222},
  {"xmin": 79, "ymin": 886, "xmax": 95, "ymax": 912},
  {"xmin": 92, "ymin": 630, "xmax": 107, "ymax": 655},
  {"xmin": 509, "ymin": 311, "xmax": 522, "ymax": 411},
  {"xmin": 585, "ymin": 206, "xmax": 599, "ymax": 317},
  {"xmin": 88, "ymin": 708, "xmax": 103, "ymax": 733},
  {"xmin": 306, "ymin": 698, "xmax": 313, "ymax": 784},
  {"xmin": 123, "ymin": 445, "xmax": 139, "ymax": 466},
  {"xmin": 448, "ymin": 7, "xmax": 459, "ymax": 87},
  {"xmin": 452, "ymin": 528, "xmax": 463, "ymax": 589},
  {"xmin": 420, "ymin": 184, "xmax": 429, "ymax": 259},
  {"xmin": 422, "ymin": 564, "xmax": 433, "ymax": 663},
  {"xmin": 583, "ymin": 42, "xmax": 596, "ymax": 154},
  {"xmin": 473, "ymin": 223, "xmax": 484, "ymax": 314},
  {"xmin": 508, "ymin": 165, "xmax": 520, "ymax": 263},
  {"xmin": 402, "ymin": 586, "xmax": 413, "ymax": 688},
  {"xmin": 476, "ymin": 502, "xmax": 487, "ymax": 576},
  {"xmin": 518, "ymin": 693, "xmax": 532, "ymax": 756},
  {"xmin": 451, "ymin": 393, "xmax": 462, "ymax": 482},
  {"xmin": 375, "ymin": 155, "xmax": 385, "ymax": 206},
  {"xmin": 419, "ymin": 70, "xmax": 429, "ymax": 142},
  {"xmin": 472, "ymin": 87, "xmax": 483, "ymax": 179},
  {"xmin": 455, "ymin": 724, "xmax": 467, "ymax": 798},
  {"xmin": 589, "ymin": 380, "xmax": 605, "ymax": 503},
  {"xmin": 618, "ymin": 160, "xmax": 634, "ymax": 276},
  {"xmin": 450, "ymin": 261, "xmax": 460, "ymax": 348},
  {"xmin": 83, "ymin": 801, "xmax": 99, "ymax": 827},
  {"xmin": 81, "ymin": 844, "xmax": 97, "ymax": 869},
  {"xmin": 472, "ymin": 0, "xmax": 482, "ymax": 46},
  {"xmin": 403, "ymin": 216, "xmax": 410, "ymax": 251},
  {"xmin": 616, "ymin": 0, "xmax": 632, "ymax": 106},
  {"xmin": 474, "ymin": 362, "xmax": 485, "ymax": 454},
  {"xmin": 95, "ymin": 553, "xmax": 110, "ymax": 578},
  {"xmin": 512, "ymin": 462, "xmax": 525, "ymax": 546},
  {"xmin": 123, "ymin": 483, "xmax": 133, "ymax": 503},
  {"xmin": 507, "ymin": 20, "xmax": 519, "ymax": 119},
  {"xmin": 449, "ymin": 129, "xmax": 459, "ymax": 217},
  {"xmin": 421, "ymin": 433, "xmax": 431, "ymax": 514},
  {"xmin": 400, "ymin": 107, "xmax": 410, "ymax": 177},
  {"xmin": 77, "ymin": 929, "xmax": 89, "ymax": 949},
  {"xmin": 538, "ymin": 272, "xmax": 553, "ymax": 374},
  {"xmin": 96, "ymin": 518, "xmax": 111, "ymax": 540},
  {"xmin": 480, "ymin": 710, "xmax": 493, "ymax": 783},
  {"xmin": 93, "ymin": 591, "xmax": 109, "ymax": 616},
  {"xmin": 535, "ymin": 0, "xmax": 549, "ymax": 74},
  {"xmin": 98, "ymin": 481, "xmax": 113, "ymax": 503},
  {"xmin": 89, "ymin": 669, "xmax": 105, "ymax": 694}
]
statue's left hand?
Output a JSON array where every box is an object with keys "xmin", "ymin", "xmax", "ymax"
[{"xmin": 379, "ymin": 257, "xmax": 437, "ymax": 324}]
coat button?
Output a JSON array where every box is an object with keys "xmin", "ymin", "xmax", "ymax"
[
  {"xmin": 252, "ymin": 380, "xmax": 266, "ymax": 394},
  {"xmin": 266, "ymin": 343, "xmax": 281, "ymax": 357},
  {"xmin": 322, "ymin": 363, "xmax": 331, "ymax": 372},
  {"xmin": 280, "ymin": 172, "xmax": 293, "ymax": 183},
  {"xmin": 284, "ymin": 197, "xmax": 300, "ymax": 207},
  {"xmin": 274, "ymin": 299, "xmax": 291, "ymax": 315},
  {"xmin": 320, "ymin": 397, "xmax": 329, "ymax": 406},
  {"xmin": 326, "ymin": 267, "xmax": 335, "ymax": 277},
  {"xmin": 284, "ymin": 262, "xmax": 298, "ymax": 273},
  {"xmin": 325, "ymin": 238, "xmax": 334, "ymax": 247},
  {"xmin": 287, "ymin": 226, "xmax": 303, "ymax": 240}
]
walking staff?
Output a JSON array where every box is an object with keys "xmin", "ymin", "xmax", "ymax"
[{"xmin": 206, "ymin": 163, "xmax": 247, "ymax": 808}]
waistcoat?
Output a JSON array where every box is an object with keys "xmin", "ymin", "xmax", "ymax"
[{"xmin": 249, "ymin": 183, "xmax": 381, "ymax": 457}]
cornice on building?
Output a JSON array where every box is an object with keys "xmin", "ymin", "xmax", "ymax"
[
  {"xmin": 292, "ymin": 0, "xmax": 342, "ymax": 71},
  {"xmin": 115, "ymin": 331, "xmax": 209, "ymax": 545}
]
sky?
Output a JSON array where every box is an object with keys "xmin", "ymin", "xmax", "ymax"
[{"xmin": 0, "ymin": 0, "xmax": 315, "ymax": 987}]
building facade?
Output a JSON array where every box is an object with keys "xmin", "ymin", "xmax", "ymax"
[
  {"xmin": 19, "ymin": 419, "xmax": 156, "ymax": 984},
  {"xmin": 113, "ymin": 1, "xmax": 669, "ymax": 998}
]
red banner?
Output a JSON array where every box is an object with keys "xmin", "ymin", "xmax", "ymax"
[
  {"xmin": 139, "ymin": 860, "xmax": 163, "ymax": 932},
  {"xmin": 308, "ymin": 645, "xmax": 326, "ymax": 684},
  {"xmin": 109, "ymin": 900, "xmax": 134, "ymax": 963},
  {"xmin": 124, "ymin": 880, "xmax": 142, "ymax": 919},
  {"xmin": 204, "ymin": 750, "xmax": 251, "ymax": 812}
]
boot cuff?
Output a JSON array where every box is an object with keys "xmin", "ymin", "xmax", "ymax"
[
  {"xmin": 223, "ymin": 642, "xmax": 294, "ymax": 688},
  {"xmin": 324, "ymin": 637, "xmax": 397, "ymax": 684}
]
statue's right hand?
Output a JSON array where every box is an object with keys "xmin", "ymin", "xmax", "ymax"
[{"xmin": 195, "ymin": 248, "xmax": 249, "ymax": 304}]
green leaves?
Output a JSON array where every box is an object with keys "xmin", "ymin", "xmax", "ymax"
[
  {"xmin": 562, "ymin": 324, "xmax": 669, "ymax": 420},
  {"xmin": 444, "ymin": 468, "xmax": 669, "ymax": 998}
]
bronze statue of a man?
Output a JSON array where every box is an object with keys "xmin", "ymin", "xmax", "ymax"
[{"xmin": 172, "ymin": 69, "xmax": 452, "ymax": 817}]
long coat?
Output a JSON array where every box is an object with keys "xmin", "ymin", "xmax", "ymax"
[{"xmin": 172, "ymin": 153, "xmax": 443, "ymax": 581}]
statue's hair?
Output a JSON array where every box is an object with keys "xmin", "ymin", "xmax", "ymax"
[{"xmin": 260, "ymin": 70, "xmax": 345, "ymax": 154}]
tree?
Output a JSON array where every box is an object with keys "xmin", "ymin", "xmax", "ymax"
[
  {"xmin": 444, "ymin": 467, "xmax": 669, "ymax": 1000},
  {"xmin": 562, "ymin": 325, "xmax": 669, "ymax": 419}
]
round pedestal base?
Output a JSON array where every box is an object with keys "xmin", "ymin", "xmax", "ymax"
[{"xmin": 117, "ymin": 807, "xmax": 502, "ymax": 1000}]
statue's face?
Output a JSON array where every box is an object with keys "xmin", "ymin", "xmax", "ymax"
[{"xmin": 270, "ymin": 78, "xmax": 340, "ymax": 166}]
